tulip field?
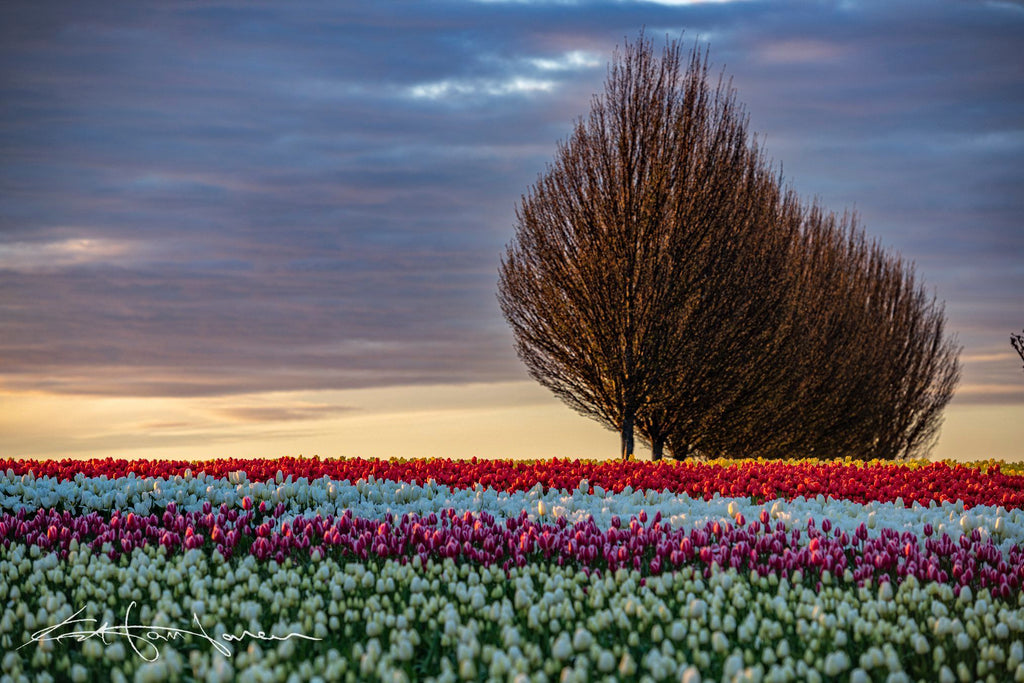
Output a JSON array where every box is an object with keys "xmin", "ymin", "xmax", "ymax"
[{"xmin": 2, "ymin": 457, "xmax": 1024, "ymax": 683}]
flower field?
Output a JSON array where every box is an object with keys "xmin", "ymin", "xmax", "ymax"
[{"xmin": 2, "ymin": 457, "xmax": 1024, "ymax": 682}]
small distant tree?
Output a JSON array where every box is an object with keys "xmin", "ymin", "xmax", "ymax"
[{"xmin": 1013, "ymin": 329, "xmax": 1024, "ymax": 372}]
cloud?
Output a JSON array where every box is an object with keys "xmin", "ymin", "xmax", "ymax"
[
  {"xmin": 406, "ymin": 76, "xmax": 557, "ymax": 100},
  {"xmin": 216, "ymin": 404, "xmax": 354, "ymax": 423},
  {"xmin": 756, "ymin": 38, "xmax": 848, "ymax": 65},
  {"xmin": 962, "ymin": 352, "xmax": 1021, "ymax": 365},
  {"xmin": 951, "ymin": 384, "xmax": 1024, "ymax": 406},
  {"xmin": 0, "ymin": 237, "xmax": 141, "ymax": 272},
  {"xmin": 640, "ymin": 0, "xmax": 752, "ymax": 5},
  {"xmin": 0, "ymin": 0, "xmax": 1021, "ymax": 416},
  {"xmin": 527, "ymin": 50, "xmax": 603, "ymax": 71}
]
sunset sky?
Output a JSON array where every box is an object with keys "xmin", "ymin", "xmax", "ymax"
[{"xmin": 2, "ymin": 0, "xmax": 1022, "ymax": 462}]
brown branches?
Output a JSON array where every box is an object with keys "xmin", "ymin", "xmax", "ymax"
[
  {"xmin": 497, "ymin": 33, "xmax": 961, "ymax": 461},
  {"xmin": 1013, "ymin": 330, "xmax": 1024, "ymax": 373},
  {"xmin": 499, "ymin": 32, "xmax": 705, "ymax": 460}
]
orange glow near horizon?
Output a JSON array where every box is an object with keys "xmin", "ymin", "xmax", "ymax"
[{"xmin": 2, "ymin": 381, "xmax": 1020, "ymax": 463}]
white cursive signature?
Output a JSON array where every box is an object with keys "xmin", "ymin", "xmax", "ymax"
[{"xmin": 18, "ymin": 601, "xmax": 322, "ymax": 661}]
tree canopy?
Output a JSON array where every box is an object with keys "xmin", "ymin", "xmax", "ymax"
[{"xmin": 498, "ymin": 33, "xmax": 960, "ymax": 461}]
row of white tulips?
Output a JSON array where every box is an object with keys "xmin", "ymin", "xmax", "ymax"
[
  {"xmin": 3, "ymin": 538, "xmax": 1024, "ymax": 683},
  {"xmin": 3, "ymin": 470, "xmax": 1022, "ymax": 556}
]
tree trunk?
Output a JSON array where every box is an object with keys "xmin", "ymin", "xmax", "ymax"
[
  {"xmin": 651, "ymin": 435, "xmax": 664, "ymax": 461},
  {"xmin": 620, "ymin": 411, "xmax": 635, "ymax": 461},
  {"xmin": 674, "ymin": 440, "xmax": 689, "ymax": 461}
]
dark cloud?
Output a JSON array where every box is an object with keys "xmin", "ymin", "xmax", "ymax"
[
  {"xmin": 216, "ymin": 404, "xmax": 355, "ymax": 423},
  {"xmin": 1, "ymin": 0, "xmax": 1021, "ymax": 402}
]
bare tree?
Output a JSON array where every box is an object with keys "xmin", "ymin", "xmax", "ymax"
[
  {"xmin": 499, "ymin": 34, "xmax": 763, "ymax": 460},
  {"xmin": 635, "ymin": 159, "xmax": 799, "ymax": 460},
  {"xmin": 667, "ymin": 204, "xmax": 871, "ymax": 460},
  {"xmin": 856, "ymin": 247, "xmax": 961, "ymax": 459},
  {"xmin": 500, "ymin": 32, "xmax": 961, "ymax": 462},
  {"xmin": 1013, "ymin": 330, "xmax": 1024, "ymax": 372},
  {"xmin": 667, "ymin": 205, "xmax": 961, "ymax": 461}
]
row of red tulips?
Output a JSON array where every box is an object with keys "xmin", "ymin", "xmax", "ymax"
[
  {"xmin": 5, "ymin": 456, "xmax": 1023, "ymax": 508},
  {"xmin": 4, "ymin": 501, "xmax": 1022, "ymax": 600}
]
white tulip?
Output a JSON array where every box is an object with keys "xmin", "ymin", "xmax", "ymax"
[{"xmin": 679, "ymin": 665, "xmax": 701, "ymax": 683}]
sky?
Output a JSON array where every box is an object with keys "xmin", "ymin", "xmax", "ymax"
[{"xmin": 1, "ymin": 0, "xmax": 1022, "ymax": 462}]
